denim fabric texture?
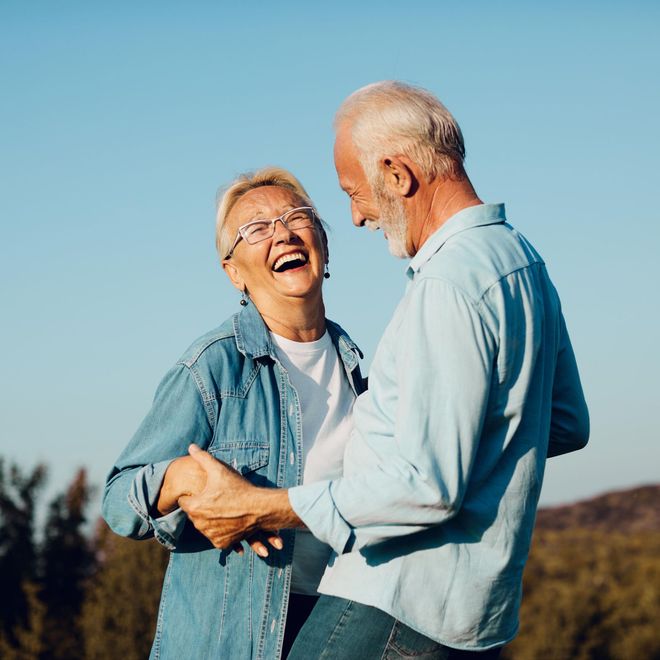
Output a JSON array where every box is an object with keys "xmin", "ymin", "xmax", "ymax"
[
  {"xmin": 102, "ymin": 302, "xmax": 365, "ymax": 660},
  {"xmin": 288, "ymin": 596, "xmax": 503, "ymax": 659},
  {"xmin": 289, "ymin": 204, "xmax": 589, "ymax": 650}
]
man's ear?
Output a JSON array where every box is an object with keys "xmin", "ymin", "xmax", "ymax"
[
  {"xmin": 222, "ymin": 260, "xmax": 246, "ymax": 293},
  {"xmin": 380, "ymin": 155, "xmax": 414, "ymax": 197}
]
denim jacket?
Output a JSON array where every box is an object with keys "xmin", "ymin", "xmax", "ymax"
[{"xmin": 102, "ymin": 302, "xmax": 365, "ymax": 660}]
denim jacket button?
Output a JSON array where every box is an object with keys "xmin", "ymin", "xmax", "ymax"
[
  {"xmin": 289, "ymin": 451, "xmax": 295, "ymax": 465},
  {"xmin": 278, "ymin": 568, "xmax": 283, "ymax": 578},
  {"xmin": 271, "ymin": 618, "xmax": 277, "ymax": 633}
]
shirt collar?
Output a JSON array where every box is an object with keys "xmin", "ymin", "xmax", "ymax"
[
  {"xmin": 232, "ymin": 299, "xmax": 362, "ymax": 366},
  {"xmin": 406, "ymin": 203, "xmax": 507, "ymax": 279}
]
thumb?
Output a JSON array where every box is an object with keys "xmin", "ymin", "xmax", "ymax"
[{"xmin": 187, "ymin": 444, "xmax": 220, "ymax": 474}]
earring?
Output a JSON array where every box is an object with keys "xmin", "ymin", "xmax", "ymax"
[
  {"xmin": 324, "ymin": 264, "xmax": 330, "ymax": 279},
  {"xmin": 239, "ymin": 291, "xmax": 248, "ymax": 306}
]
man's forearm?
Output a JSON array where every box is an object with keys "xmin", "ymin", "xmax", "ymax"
[{"xmin": 252, "ymin": 488, "xmax": 304, "ymax": 531}]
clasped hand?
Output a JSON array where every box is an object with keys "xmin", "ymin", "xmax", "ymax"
[{"xmin": 178, "ymin": 444, "xmax": 282, "ymax": 557}]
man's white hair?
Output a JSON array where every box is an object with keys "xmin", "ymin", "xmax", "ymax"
[{"xmin": 334, "ymin": 80, "xmax": 466, "ymax": 184}]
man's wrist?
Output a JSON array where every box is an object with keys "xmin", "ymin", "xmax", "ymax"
[{"xmin": 252, "ymin": 487, "xmax": 302, "ymax": 531}]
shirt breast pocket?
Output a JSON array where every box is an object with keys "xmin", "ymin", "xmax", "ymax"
[{"xmin": 209, "ymin": 441, "xmax": 271, "ymax": 485}]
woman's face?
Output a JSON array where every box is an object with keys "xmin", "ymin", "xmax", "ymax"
[{"xmin": 222, "ymin": 186, "xmax": 328, "ymax": 310}]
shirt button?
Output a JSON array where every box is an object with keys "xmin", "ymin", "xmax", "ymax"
[
  {"xmin": 278, "ymin": 568, "xmax": 283, "ymax": 578},
  {"xmin": 271, "ymin": 618, "xmax": 277, "ymax": 633},
  {"xmin": 289, "ymin": 451, "xmax": 295, "ymax": 465},
  {"xmin": 289, "ymin": 403, "xmax": 294, "ymax": 416}
]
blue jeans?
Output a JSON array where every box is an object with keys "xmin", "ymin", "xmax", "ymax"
[{"xmin": 287, "ymin": 596, "xmax": 503, "ymax": 659}]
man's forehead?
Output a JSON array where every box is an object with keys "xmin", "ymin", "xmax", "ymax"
[
  {"xmin": 334, "ymin": 126, "xmax": 361, "ymax": 190},
  {"xmin": 334, "ymin": 124, "xmax": 354, "ymax": 161}
]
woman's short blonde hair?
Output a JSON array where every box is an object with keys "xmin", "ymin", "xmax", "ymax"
[{"xmin": 215, "ymin": 167, "xmax": 317, "ymax": 260}]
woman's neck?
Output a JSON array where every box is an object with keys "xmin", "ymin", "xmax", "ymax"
[{"xmin": 256, "ymin": 295, "xmax": 326, "ymax": 342}]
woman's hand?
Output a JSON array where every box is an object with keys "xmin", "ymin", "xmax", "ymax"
[
  {"xmin": 230, "ymin": 531, "xmax": 283, "ymax": 559},
  {"xmin": 157, "ymin": 456, "xmax": 207, "ymax": 515}
]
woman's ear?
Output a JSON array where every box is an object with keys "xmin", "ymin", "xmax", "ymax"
[
  {"xmin": 222, "ymin": 260, "xmax": 246, "ymax": 293},
  {"xmin": 320, "ymin": 226, "xmax": 330, "ymax": 265}
]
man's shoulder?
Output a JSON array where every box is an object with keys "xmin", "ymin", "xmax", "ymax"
[{"xmin": 419, "ymin": 222, "xmax": 545, "ymax": 302}]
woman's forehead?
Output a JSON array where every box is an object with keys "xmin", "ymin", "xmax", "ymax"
[{"xmin": 231, "ymin": 186, "xmax": 306, "ymax": 223}]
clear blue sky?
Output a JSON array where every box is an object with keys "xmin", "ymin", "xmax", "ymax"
[{"xmin": 1, "ymin": 1, "xmax": 658, "ymax": 511}]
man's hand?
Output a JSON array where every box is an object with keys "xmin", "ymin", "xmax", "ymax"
[{"xmin": 178, "ymin": 444, "xmax": 300, "ymax": 555}]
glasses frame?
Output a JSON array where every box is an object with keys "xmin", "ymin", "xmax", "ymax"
[{"xmin": 224, "ymin": 206, "xmax": 318, "ymax": 259}]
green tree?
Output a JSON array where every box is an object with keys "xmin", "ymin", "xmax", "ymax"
[
  {"xmin": 81, "ymin": 520, "xmax": 169, "ymax": 660},
  {"xmin": 0, "ymin": 582, "xmax": 46, "ymax": 660},
  {"xmin": 39, "ymin": 468, "xmax": 95, "ymax": 659},
  {"xmin": 0, "ymin": 459, "xmax": 46, "ymax": 646}
]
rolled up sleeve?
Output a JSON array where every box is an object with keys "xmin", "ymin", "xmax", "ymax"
[{"xmin": 102, "ymin": 363, "xmax": 213, "ymax": 550}]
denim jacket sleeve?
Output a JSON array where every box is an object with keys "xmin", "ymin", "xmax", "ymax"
[{"xmin": 102, "ymin": 362, "xmax": 213, "ymax": 550}]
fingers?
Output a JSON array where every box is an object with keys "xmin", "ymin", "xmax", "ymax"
[
  {"xmin": 187, "ymin": 445, "xmax": 243, "ymax": 486},
  {"xmin": 246, "ymin": 532, "xmax": 283, "ymax": 557},
  {"xmin": 264, "ymin": 532, "xmax": 284, "ymax": 550},
  {"xmin": 247, "ymin": 538, "xmax": 270, "ymax": 557},
  {"xmin": 187, "ymin": 444, "xmax": 220, "ymax": 472}
]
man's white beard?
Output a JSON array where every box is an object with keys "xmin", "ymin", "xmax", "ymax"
[{"xmin": 377, "ymin": 191, "xmax": 411, "ymax": 259}]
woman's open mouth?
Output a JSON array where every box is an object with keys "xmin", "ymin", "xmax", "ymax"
[{"xmin": 272, "ymin": 252, "xmax": 308, "ymax": 273}]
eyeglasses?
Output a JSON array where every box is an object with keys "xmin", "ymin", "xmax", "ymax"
[{"xmin": 225, "ymin": 206, "xmax": 317, "ymax": 258}]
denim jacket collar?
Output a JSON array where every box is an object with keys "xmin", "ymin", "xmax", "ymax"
[
  {"xmin": 233, "ymin": 301, "xmax": 273, "ymax": 359},
  {"xmin": 406, "ymin": 203, "xmax": 507, "ymax": 280},
  {"xmin": 233, "ymin": 300, "xmax": 363, "ymax": 369}
]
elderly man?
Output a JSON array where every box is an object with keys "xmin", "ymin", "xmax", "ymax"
[{"xmin": 180, "ymin": 81, "xmax": 589, "ymax": 658}]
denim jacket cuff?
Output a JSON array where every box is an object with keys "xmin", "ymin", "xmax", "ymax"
[
  {"xmin": 128, "ymin": 460, "xmax": 188, "ymax": 551},
  {"xmin": 289, "ymin": 481, "xmax": 354, "ymax": 555}
]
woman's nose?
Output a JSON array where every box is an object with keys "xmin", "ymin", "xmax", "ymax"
[{"xmin": 272, "ymin": 218, "xmax": 297, "ymax": 243}]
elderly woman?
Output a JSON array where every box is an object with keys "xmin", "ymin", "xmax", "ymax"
[{"xmin": 102, "ymin": 167, "xmax": 365, "ymax": 659}]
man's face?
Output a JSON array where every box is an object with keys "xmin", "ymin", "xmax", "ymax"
[{"xmin": 334, "ymin": 125, "xmax": 411, "ymax": 259}]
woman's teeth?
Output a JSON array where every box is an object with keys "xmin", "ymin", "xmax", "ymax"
[{"xmin": 273, "ymin": 252, "xmax": 308, "ymax": 272}]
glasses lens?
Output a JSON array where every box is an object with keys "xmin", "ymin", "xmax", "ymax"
[
  {"xmin": 284, "ymin": 208, "xmax": 315, "ymax": 229},
  {"xmin": 242, "ymin": 220, "xmax": 273, "ymax": 243},
  {"xmin": 239, "ymin": 208, "xmax": 316, "ymax": 245}
]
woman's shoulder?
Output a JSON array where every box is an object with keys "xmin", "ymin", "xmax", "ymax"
[{"xmin": 176, "ymin": 314, "xmax": 241, "ymax": 369}]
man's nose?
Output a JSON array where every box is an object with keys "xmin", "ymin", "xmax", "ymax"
[{"xmin": 350, "ymin": 200, "xmax": 365, "ymax": 227}]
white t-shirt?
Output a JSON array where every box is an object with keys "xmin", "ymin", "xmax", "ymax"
[{"xmin": 270, "ymin": 330, "xmax": 355, "ymax": 595}]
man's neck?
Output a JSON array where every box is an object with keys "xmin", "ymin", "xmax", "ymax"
[{"xmin": 411, "ymin": 177, "xmax": 483, "ymax": 253}]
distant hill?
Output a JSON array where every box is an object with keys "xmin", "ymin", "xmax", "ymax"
[
  {"xmin": 503, "ymin": 485, "xmax": 660, "ymax": 659},
  {"xmin": 535, "ymin": 484, "xmax": 660, "ymax": 534}
]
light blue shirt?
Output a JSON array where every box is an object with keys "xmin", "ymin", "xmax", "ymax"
[{"xmin": 289, "ymin": 204, "xmax": 589, "ymax": 651}]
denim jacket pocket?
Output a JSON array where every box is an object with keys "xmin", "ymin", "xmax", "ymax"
[{"xmin": 209, "ymin": 441, "xmax": 270, "ymax": 476}]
